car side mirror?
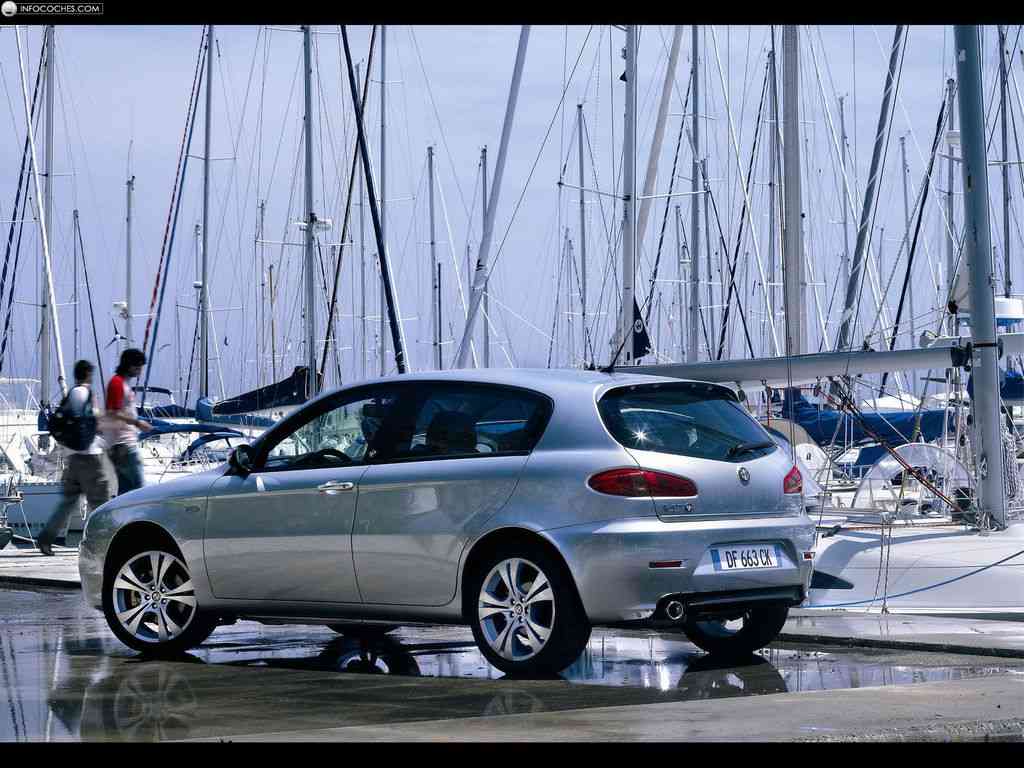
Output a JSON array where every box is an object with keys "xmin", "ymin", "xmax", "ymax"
[{"xmin": 229, "ymin": 444, "xmax": 255, "ymax": 476}]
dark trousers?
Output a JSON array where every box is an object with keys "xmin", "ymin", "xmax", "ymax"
[
  {"xmin": 108, "ymin": 443, "xmax": 145, "ymax": 495},
  {"xmin": 39, "ymin": 454, "xmax": 113, "ymax": 546}
]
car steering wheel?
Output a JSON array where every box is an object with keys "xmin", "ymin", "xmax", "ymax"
[{"xmin": 293, "ymin": 447, "xmax": 353, "ymax": 468}]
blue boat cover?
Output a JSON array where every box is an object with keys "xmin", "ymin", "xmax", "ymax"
[
  {"xmin": 967, "ymin": 368, "xmax": 1024, "ymax": 402},
  {"xmin": 780, "ymin": 388, "xmax": 951, "ymax": 448}
]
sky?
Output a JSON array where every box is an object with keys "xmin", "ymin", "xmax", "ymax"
[{"xmin": 0, "ymin": 23, "xmax": 1011, "ymax": 409}]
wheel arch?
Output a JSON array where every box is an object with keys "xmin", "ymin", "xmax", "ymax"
[
  {"xmin": 459, "ymin": 525, "xmax": 585, "ymax": 623},
  {"xmin": 102, "ymin": 521, "xmax": 185, "ymax": 586}
]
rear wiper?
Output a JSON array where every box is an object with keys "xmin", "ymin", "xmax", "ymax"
[{"xmin": 726, "ymin": 440, "xmax": 776, "ymax": 458}]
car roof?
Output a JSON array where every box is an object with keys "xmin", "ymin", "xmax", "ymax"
[{"xmin": 322, "ymin": 367, "xmax": 702, "ymax": 401}]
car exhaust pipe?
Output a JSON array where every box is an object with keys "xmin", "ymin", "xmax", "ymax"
[{"xmin": 665, "ymin": 600, "xmax": 685, "ymax": 621}]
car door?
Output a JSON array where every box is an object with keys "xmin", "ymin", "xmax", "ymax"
[
  {"xmin": 204, "ymin": 385, "xmax": 404, "ymax": 603},
  {"xmin": 353, "ymin": 382, "xmax": 552, "ymax": 606}
]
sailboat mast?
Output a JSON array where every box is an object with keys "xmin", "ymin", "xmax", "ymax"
[
  {"xmin": 454, "ymin": 26, "xmax": 530, "ymax": 368},
  {"xmin": 358, "ymin": 60, "xmax": 367, "ymax": 380},
  {"xmin": 482, "ymin": 145, "xmax": 489, "ymax": 367},
  {"xmin": 688, "ymin": 25, "xmax": 701, "ymax": 362},
  {"xmin": 200, "ymin": 24, "xmax": 213, "ymax": 400},
  {"xmin": 768, "ymin": 41, "xmax": 779, "ymax": 340},
  {"xmin": 429, "ymin": 145, "xmax": 440, "ymax": 370},
  {"xmin": 302, "ymin": 25, "xmax": 318, "ymax": 395},
  {"xmin": 577, "ymin": 104, "xmax": 588, "ymax": 360},
  {"xmin": 125, "ymin": 173, "xmax": 134, "ymax": 352},
  {"xmin": 379, "ymin": 25, "xmax": 387, "ymax": 376},
  {"xmin": 618, "ymin": 24, "xmax": 638, "ymax": 365},
  {"xmin": 781, "ymin": 25, "xmax": 805, "ymax": 356},
  {"xmin": 16, "ymin": 24, "xmax": 66, "ymax": 407},
  {"xmin": 835, "ymin": 25, "xmax": 904, "ymax": 353},
  {"xmin": 1000, "ymin": 25, "xmax": 1011, "ymax": 298},
  {"xmin": 900, "ymin": 135, "xmax": 914, "ymax": 390},
  {"xmin": 839, "ymin": 94, "xmax": 850, "ymax": 292},
  {"xmin": 955, "ymin": 24, "xmax": 1007, "ymax": 529},
  {"xmin": 946, "ymin": 77, "xmax": 957, "ymax": 335},
  {"xmin": 41, "ymin": 24, "xmax": 54, "ymax": 413}
]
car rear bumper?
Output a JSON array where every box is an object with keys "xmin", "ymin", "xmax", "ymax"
[{"xmin": 544, "ymin": 513, "xmax": 815, "ymax": 624}]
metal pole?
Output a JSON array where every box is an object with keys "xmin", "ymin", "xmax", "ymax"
[
  {"xmin": 839, "ymin": 94, "xmax": 851, "ymax": 291},
  {"xmin": 636, "ymin": 25, "xmax": 683, "ymax": 248},
  {"xmin": 200, "ymin": 24, "xmax": 213, "ymax": 399},
  {"xmin": 437, "ymin": 263, "xmax": 443, "ymax": 369},
  {"xmin": 302, "ymin": 26, "xmax": 318, "ymax": 395},
  {"xmin": 768, "ymin": 42, "xmax": 779, "ymax": 340},
  {"xmin": 357, "ymin": 64, "xmax": 366, "ymax": 380},
  {"xmin": 73, "ymin": 208, "xmax": 78, "ymax": 361},
  {"xmin": 577, "ymin": 104, "xmax": 588, "ymax": 361},
  {"xmin": 41, "ymin": 25, "xmax": 54, "ymax": 413},
  {"xmin": 379, "ymin": 24, "xmax": 387, "ymax": 376},
  {"xmin": 454, "ymin": 26, "xmax": 530, "ymax": 368},
  {"xmin": 688, "ymin": 24, "xmax": 700, "ymax": 363},
  {"xmin": 899, "ymin": 135, "xmax": 914, "ymax": 389},
  {"xmin": 268, "ymin": 263, "xmax": 277, "ymax": 382},
  {"xmin": 1001, "ymin": 25, "xmax": 1012, "ymax": 298},
  {"xmin": 341, "ymin": 25, "xmax": 408, "ymax": 374},
  {"xmin": 675, "ymin": 205, "xmax": 684, "ymax": 360},
  {"xmin": 618, "ymin": 24, "xmax": 638, "ymax": 364},
  {"xmin": 947, "ymin": 77, "xmax": 957, "ymax": 336},
  {"xmin": 835, "ymin": 25, "xmax": 904, "ymax": 352},
  {"xmin": 429, "ymin": 145, "xmax": 440, "ymax": 370},
  {"xmin": 15, "ymin": 25, "xmax": 65, "ymax": 406},
  {"xmin": 257, "ymin": 200, "xmax": 265, "ymax": 387},
  {"xmin": 956, "ymin": 24, "xmax": 1007, "ymax": 528},
  {"xmin": 482, "ymin": 145, "xmax": 490, "ymax": 368},
  {"xmin": 125, "ymin": 174, "xmax": 134, "ymax": 351},
  {"xmin": 782, "ymin": 25, "xmax": 805, "ymax": 356}
]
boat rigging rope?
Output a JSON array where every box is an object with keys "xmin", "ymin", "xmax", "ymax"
[
  {"xmin": 714, "ymin": 55, "xmax": 770, "ymax": 361},
  {"xmin": 0, "ymin": 35, "xmax": 44, "ymax": 379},
  {"xmin": 73, "ymin": 213, "xmax": 106, "ymax": 390},
  {"xmin": 140, "ymin": 29, "xmax": 207, "ymax": 359}
]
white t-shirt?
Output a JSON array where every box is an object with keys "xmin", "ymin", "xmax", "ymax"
[{"xmin": 63, "ymin": 384, "xmax": 105, "ymax": 456}]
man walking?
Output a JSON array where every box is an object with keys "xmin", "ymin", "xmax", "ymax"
[
  {"xmin": 105, "ymin": 348, "xmax": 151, "ymax": 495},
  {"xmin": 38, "ymin": 360, "xmax": 113, "ymax": 556}
]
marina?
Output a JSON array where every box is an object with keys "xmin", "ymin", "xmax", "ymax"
[{"xmin": 2, "ymin": 16, "xmax": 1024, "ymax": 741}]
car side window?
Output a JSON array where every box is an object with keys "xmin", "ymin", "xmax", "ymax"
[
  {"xmin": 392, "ymin": 383, "xmax": 551, "ymax": 461},
  {"xmin": 257, "ymin": 387, "xmax": 404, "ymax": 471}
]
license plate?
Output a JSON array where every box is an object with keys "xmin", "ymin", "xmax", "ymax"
[{"xmin": 711, "ymin": 545, "xmax": 782, "ymax": 572}]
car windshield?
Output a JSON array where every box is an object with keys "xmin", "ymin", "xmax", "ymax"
[{"xmin": 598, "ymin": 383, "xmax": 776, "ymax": 462}]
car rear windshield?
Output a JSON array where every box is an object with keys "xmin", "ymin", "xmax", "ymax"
[{"xmin": 598, "ymin": 383, "xmax": 777, "ymax": 462}]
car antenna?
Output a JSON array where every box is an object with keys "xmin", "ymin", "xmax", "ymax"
[{"xmin": 599, "ymin": 329, "xmax": 633, "ymax": 374}]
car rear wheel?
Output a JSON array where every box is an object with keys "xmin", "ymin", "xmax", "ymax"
[
  {"xmin": 103, "ymin": 545, "xmax": 217, "ymax": 655},
  {"xmin": 468, "ymin": 544, "xmax": 590, "ymax": 676},
  {"xmin": 682, "ymin": 603, "xmax": 789, "ymax": 658}
]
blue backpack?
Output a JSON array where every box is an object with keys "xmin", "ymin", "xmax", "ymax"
[{"xmin": 47, "ymin": 387, "xmax": 97, "ymax": 451}]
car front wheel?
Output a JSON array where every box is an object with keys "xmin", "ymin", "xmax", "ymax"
[
  {"xmin": 468, "ymin": 544, "xmax": 590, "ymax": 676},
  {"xmin": 103, "ymin": 545, "xmax": 216, "ymax": 655},
  {"xmin": 682, "ymin": 603, "xmax": 790, "ymax": 658}
]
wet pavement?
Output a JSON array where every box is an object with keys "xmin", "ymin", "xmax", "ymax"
[{"xmin": 4, "ymin": 586, "xmax": 1024, "ymax": 741}]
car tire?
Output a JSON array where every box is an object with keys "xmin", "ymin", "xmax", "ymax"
[
  {"xmin": 102, "ymin": 541, "xmax": 217, "ymax": 655},
  {"xmin": 467, "ymin": 542, "xmax": 590, "ymax": 677},
  {"xmin": 682, "ymin": 603, "xmax": 789, "ymax": 658},
  {"xmin": 325, "ymin": 623, "xmax": 398, "ymax": 640}
]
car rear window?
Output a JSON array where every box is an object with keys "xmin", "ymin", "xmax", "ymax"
[{"xmin": 598, "ymin": 383, "xmax": 777, "ymax": 462}]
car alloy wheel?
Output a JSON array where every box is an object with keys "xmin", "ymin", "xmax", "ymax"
[
  {"xmin": 478, "ymin": 557, "xmax": 555, "ymax": 663},
  {"xmin": 111, "ymin": 550, "xmax": 198, "ymax": 645}
]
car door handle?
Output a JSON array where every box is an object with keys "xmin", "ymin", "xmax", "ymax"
[{"xmin": 318, "ymin": 481, "xmax": 355, "ymax": 494}]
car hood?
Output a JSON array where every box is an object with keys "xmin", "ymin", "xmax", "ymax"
[{"xmin": 103, "ymin": 464, "xmax": 228, "ymax": 510}]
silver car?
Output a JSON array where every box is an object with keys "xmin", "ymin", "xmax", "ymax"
[{"xmin": 80, "ymin": 370, "xmax": 816, "ymax": 675}]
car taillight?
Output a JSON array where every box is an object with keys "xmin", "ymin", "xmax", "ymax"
[
  {"xmin": 588, "ymin": 468, "xmax": 698, "ymax": 498},
  {"xmin": 783, "ymin": 465, "xmax": 803, "ymax": 495}
]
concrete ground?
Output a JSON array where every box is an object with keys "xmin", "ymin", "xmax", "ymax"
[{"xmin": 4, "ymin": 584, "xmax": 1024, "ymax": 742}]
